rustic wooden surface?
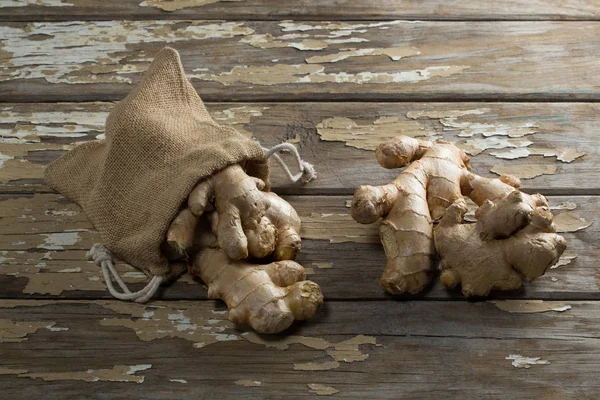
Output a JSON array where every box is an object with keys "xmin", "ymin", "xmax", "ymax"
[
  {"xmin": 1, "ymin": 0, "xmax": 599, "ymax": 21},
  {"xmin": 2, "ymin": 21, "xmax": 600, "ymax": 102},
  {"xmin": 1, "ymin": 2, "xmax": 599, "ymax": 399}
]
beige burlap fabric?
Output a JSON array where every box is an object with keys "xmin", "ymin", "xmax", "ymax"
[{"xmin": 45, "ymin": 47, "xmax": 268, "ymax": 279}]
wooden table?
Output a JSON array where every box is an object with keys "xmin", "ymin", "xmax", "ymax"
[{"xmin": 1, "ymin": 1, "xmax": 599, "ymax": 398}]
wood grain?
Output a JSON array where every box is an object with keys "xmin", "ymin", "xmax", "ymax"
[
  {"xmin": 1, "ymin": 0, "xmax": 599, "ymax": 21},
  {"xmin": 2, "ymin": 21, "xmax": 600, "ymax": 102},
  {"xmin": 0, "ymin": 193, "xmax": 596, "ymax": 300},
  {"xmin": 1, "ymin": 102, "xmax": 596, "ymax": 194},
  {"xmin": 0, "ymin": 299, "xmax": 599, "ymax": 399}
]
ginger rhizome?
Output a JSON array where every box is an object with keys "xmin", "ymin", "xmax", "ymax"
[
  {"xmin": 436, "ymin": 193, "xmax": 566, "ymax": 296},
  {"xmin": 191, "ymin": 248, "xmax": 323, "ymax": 334},
  {"xmin": 164, "ymin": 164, "xmax": 322, "ymax": 333},
  {"xmin": 351, "ymin": 135, "xmax": 563, "ymax": 296}
]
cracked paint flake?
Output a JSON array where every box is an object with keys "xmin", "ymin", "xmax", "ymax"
[
  {"xmin": 193, "ymin": 64, "xmax": 470, "ymax": 86},
  {"xmin": 139, "ymin": 0, "xmax": 241, "ymax": 12},
  {"xmin": 0, "ymin": 143, "xmax": 71, "ymax": 183},
  {"xmin": 20, "ymin": 364, "xmax": 152, "ymax": 383},
  {"xmin": 506, "ymin": 354, "xmax": 550, "ymax": 369},
  {"xmin": 550, "ymin": 201, "xmax": 577, "ymax": 211},
  {"xmin": 279, "ymin": 20, "xmax": 417, "ymax": 33},
  {"xmin": 234, "ymin": 379, "xmax": 261, "ymax": 387},
  {"xmin": 551, "ymin": 251, "xmax": 577, "ymax": 269},
  {"xmin": 0, "ymin": 21, "xmax": 254, "ymax": 84},
  {"xmin": 0, "ymin": 109, "xmax": 107, "ymax": 144},
  {"xmin": 305, "ymin": 46, "xmax": 421, "ymax": 63},
  {"xmin": 211, "ymin": 106, "xmax": 269, "ymax": 137},
  {"xmin": 45, "ymin": 323, "xmax": 69, "ymax": 331},
  {"xmin": 243, "ymin": 333, "xmax": 380, "ymax": 372},
  {"xmin": 301, "ymin": 212, "xmax": 379, "ymax": 244},
  {"xmin": 490, "ymin": 147, "xmax": 585, "ymax": 163},
  {"xmin": 0, "ymin": 0, "xmax": 73, "ymax": 6},
  {"xmin": 308, "ymin": 383, "xmax": 340, "ymax": 396},
  {"xmin": 98, "ymin": 301, "xmax": 238, "ymax": 348},
  {"xmin": 315, "ymin": 116, "xmax": 426, "ymax": 151},
  {"xmin": 0, "ymin": 319, "xmax": 50, "ymax": 342},
  {"xmin": 0, "ymin": 367, "xmax": 28, "ymax": 375},
  {"xmin": 460, "ymin": 137, "xmax": 533, "ymax": 156},
  {"xmin": 240, "ymin": 33, "xmax": 367, "ymax": 51},
  {"xmin": 554, "ymin": 212, "xmax": 592, "ymax": 233},
  {"xmin": 37, "ymin": 232, "xmax": 80, "ymax": 250},
  {"xmin": 312, "ymin": 262, "xmax": 332, "ymax": 269},
  {"xmin": 408, "ymin": 108, "xmax": 538, "ymax": 138},
  {"xmin": 490, "ymin": 300, "xmax": 572, "ymax": 313},
  {"xmin": 294, "ymin": 361, "xmax": 340, "ymax": 371},
  {"xmin": 490, "ymin": 164, "xmax": 558, "ymax": 180}
]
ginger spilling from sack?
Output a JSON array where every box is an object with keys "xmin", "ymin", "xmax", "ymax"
[
  {"xmin": 163, "ymin": 164, "xmax": 323, "ymax": 334},
  {"xmin": 351, "ymin": 136, "xmax": 566, "ymax": 297}
]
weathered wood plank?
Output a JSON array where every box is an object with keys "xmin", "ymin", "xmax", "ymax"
[
  {"xmin": 0, "ymin": 193, "xmax": 596, "ymax": 300},
  {"xmin": 0, "ymin": 300, "xmax": 599, "ymax": 398},
  {"xmin": 1, "ymin": 102, "xmax": 596, "ymax": 194},
  {"xmin": 2, "ymin": 21, "xmax": 600, "ymax": 102},
  {"xmin": 1, "ymin": 0, "xmax": 599, "ymax": 21}
]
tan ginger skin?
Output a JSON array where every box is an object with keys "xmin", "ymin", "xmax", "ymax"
[
  {"xmin": 436, "ymin": 192, "xmax": 566, "ymax": 297},
  {"xmin": 191, "ymin": 248, "xmax": 323, "ymax": 334},
  {"xmin": 351, "ymin": 136, "xmax": 551, "ymax": 296},
  {"xmin": 164, "ymin": 164, "xmax": 322, "ymax": 333}
]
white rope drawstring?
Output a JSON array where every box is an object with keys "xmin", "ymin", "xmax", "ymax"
[
  {"xmin": 263, "ymin": 143, "xmax": 316, "ymax": 183},
  {"xmin": 87, "ymin": 243, "xmax": 164, "ymax": 303}
]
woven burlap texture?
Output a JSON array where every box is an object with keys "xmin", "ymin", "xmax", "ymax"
[{"xmin": 45, "ymin": 47, "xmax": 269, "ymax": 278}]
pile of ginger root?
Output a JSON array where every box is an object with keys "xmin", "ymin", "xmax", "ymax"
[
  {"xmin": 352, "ymin": 136, "xmax": 566, "ymax": 297},
  {"xmin": 164, "ymin": 164, "xmax": 323, "ymax": 334}
]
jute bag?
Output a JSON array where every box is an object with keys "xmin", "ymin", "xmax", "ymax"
[{"xmin": 45, "ymin": 47, "xmax": 311, "ymax": 302}]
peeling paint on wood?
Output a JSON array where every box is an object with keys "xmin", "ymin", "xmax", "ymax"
[
  {"xmin": 194, "ymin": 64, "xmax": 470, "ymax": 86},
  {"xmin": 0, "ymin": 319, "xmax": 52, "ymax": 342},
  {"xmin": 20, "ymin": 364, "xmax": 152, "ymax": 383},
  {"xmin": 139, "ymin": 0, "xmax": 241, "ymax": 12},
  {"xmin": 554, "ymin": 212, "xmax": 592, "ymax": 233},
  {"xmin": 307, "ymin": 383, "xmax": 340, "ymax": 396},
  {"xmin": 0, "ymin": 367, "xmax": 28, "ymax": 375},
  {"xmin": 37, "ymin": 232, "xmax": 80, "ymax": 250},
  {"xmin": 98, "ymin": 301, "xmax": 237, "ymax": 348},
  {"xmin": 0, "ymin": 21, "xmax": 254, "ymax": 85},
  {"xmin": 305, "ymin": 47, "xmax": 421, "ymax": 64},
  {"xmin": 234, "ymin": 379, "xmax": 261, "ymax": 387},
  {"xmin": 460, "ymin": 137, "xmax": 533, "ymax": 156},
  {"xmin": 315, "ymin": 116, "xmax": 425, "ymax": 151},
  {"xmin": 490, "ymin": 300, "xmax": 572, "ymax": 313},
  {"xmin": 293, "ymin": 361, "xmax": 340, "ymax": 371},
  {"xmin": 506, "ymin": 355, "xmax": 550, "ymax": 369},
  {"xmin": 490, "ymin": 147, "xmax": 585, "ymax": 163},
  {"xmin": 550, "ymin": 201, "xmax": 577, "ymax": 211},
  {"xmin": 0, "ymin": 0, "xmax": 73, "ymax": 7},
  {"xmin": 551, "ymin": 251, "xmax": 578, "ymax": 269},
  {"xmin": 240, "ymin": 32, "xmax": 367, "ymax": 51},
  {"xmin": 490, "ymin": 164, "xmax": 559, "ymax": 180},
  {"xmin": 243, "ymin": 333, "xmax": 380, "ymax": 371}
]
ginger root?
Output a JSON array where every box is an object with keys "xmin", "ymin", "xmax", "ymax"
[
  {"xmin": 351, "ymin": 136, "xmax": 555, "ymax": 296},
  {"xmin": 186, "ymin": 164, "xmax": 301, "ymax": 261},
  {"xmin": 435, "ymin": 193, "xmax": 566, "ymax": 297},
  {"xmin": 163, "ymin": 163, "xmax": 321, "ymax": 333},
  {"xmin": 191, "ymin": 248, "xmax": 323, "ymax": 334}
]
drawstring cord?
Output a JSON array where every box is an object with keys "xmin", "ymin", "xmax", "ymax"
[
  {"xmin": 263, "ymin": 143, "xmax": 316, "ymax": 183},
  {"xmin": 89, "ymin": 142, "xmax": 315, "ymax": 303},
  {"xmin": 87, "ymin": 244, "xmax": 164, "ymax": 303}
]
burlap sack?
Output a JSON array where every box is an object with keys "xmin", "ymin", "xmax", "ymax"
[{"xmin": 45, "ymin": 47, "xmax": 269, "ymax": 280}]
